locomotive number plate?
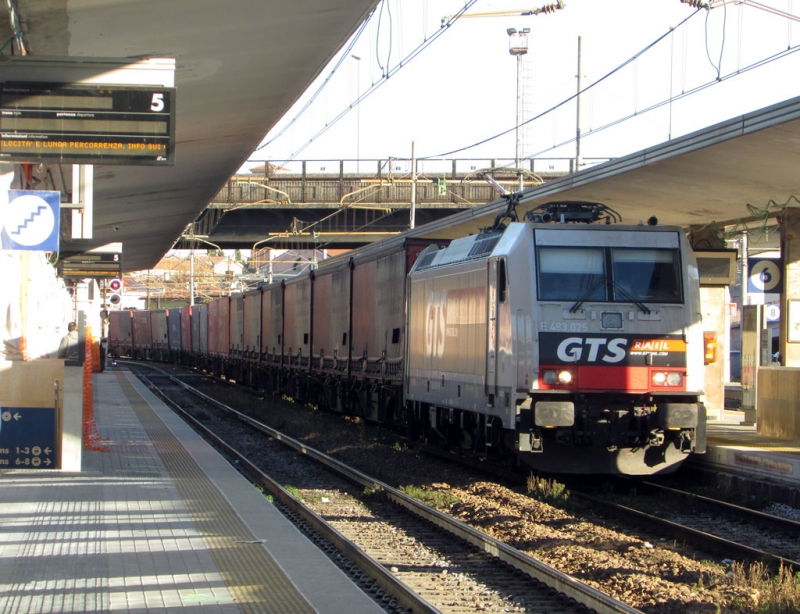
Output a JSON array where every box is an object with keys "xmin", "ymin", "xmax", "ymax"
[{"xmin": 540, "ymin": 321, "xmax": 589, "ymax": 332}]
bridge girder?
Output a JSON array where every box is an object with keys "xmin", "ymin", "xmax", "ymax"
[{"xmin": 177, "ymin": 168, "xmax": 559, "ymax": 250}]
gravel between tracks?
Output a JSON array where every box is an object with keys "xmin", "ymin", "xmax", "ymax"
[{"xmin": 171, "ymin": 371, "xmax": 762, "ymax": 614}]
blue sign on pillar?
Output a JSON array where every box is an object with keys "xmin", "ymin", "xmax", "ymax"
[
  {"xmin": 1, "ymin": 190, "xmax": 61, "ymax": 251},
  {"xmin": 0, "ymin": 407, "xmax": 57, "ymax": 469}
]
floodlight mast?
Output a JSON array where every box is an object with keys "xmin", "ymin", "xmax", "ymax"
[{"xmin": 442, "ymin": 2, "xmax": 566, "ymax": 194}]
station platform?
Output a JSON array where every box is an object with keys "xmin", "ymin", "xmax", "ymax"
[
  {"xmin": 689, "ymin": 409, "xmax": 800, "ymax": 506},
  {"xmin": 0, "ymin": 368, "xmax": 385, "ymax": 614}
]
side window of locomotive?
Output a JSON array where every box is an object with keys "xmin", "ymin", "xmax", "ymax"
[
  {"xmin": 611, "ymin": 249, "xmax": 682, "ymax": 303},
  {"xmin": 538, "ymin": 247, "xmax": 606, "ymax": 301}
]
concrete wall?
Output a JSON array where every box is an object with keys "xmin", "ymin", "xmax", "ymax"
[{"xmin": 757, "ymin": 366, "xmax": 800, "ymax": 438}]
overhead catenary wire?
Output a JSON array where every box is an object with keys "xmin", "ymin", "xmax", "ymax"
[
  {"xmin": 260, "ymin": 0, "xmax": 800, "ymax": 169},
  {"xmin": 421, "ymin": 9, "xmax": 698, "ymax": 160},
  {"xmin": 255, "ymin": 13, "xmax": 374, "ymax": 152},
  {"xmin": 521, "ymin": 41, "xmax": 800, "ymax": 163},
  {"xmin": 375, "ymin": 0, "xmax": 393, "ymax": 77},
  {"xmin": 252, "ymin": 0, "xmax": 480, "ymax": 163},
  {"xmin": 704, "ymin": 1, "xmax": 727, "ymax": 79},
  {"xmin": 420, "ymin": 4, "xmax": 800, "ymax": 161}
]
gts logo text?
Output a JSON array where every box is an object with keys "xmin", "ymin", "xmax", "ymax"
[{"xmin": 556, "ymin": 337, "xmax": 628, "ymax": 363}]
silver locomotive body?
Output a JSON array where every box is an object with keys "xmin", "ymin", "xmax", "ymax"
[{"xmin": 406, "ymin": 220, "xmax": 706, "ymax": 475}]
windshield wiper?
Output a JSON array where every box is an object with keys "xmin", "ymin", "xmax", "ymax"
[
  {"xmin": 612, "ymin": 281, "xmax": 651, "ymax": 314},
  {"xmin": 569, "ymin": 278, "xmax": 606, "ymax": 313}
]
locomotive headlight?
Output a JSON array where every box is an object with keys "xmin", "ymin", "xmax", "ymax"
[
  {"xmin": 542, "ymin": 369, "xmax": 574, "ymax": 386},
  {"xmin": 652, "ymin": 371, "xmax": 683, "ymax": 386},
  {"xmin": 557, "ymin": 370, "xmax": 573, "ymax": 384},
  {"xmin": 666, "ymin": 372, "xmax": 683, "ymax": 386}
]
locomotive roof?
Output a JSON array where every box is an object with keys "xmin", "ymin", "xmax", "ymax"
[{"xmin": 411, "ymin": 220, "xmax": 687, "ymax": 274}]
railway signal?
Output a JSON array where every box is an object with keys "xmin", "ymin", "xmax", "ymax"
[{"xmin": 107, "ymin": 278, "xmax": 122, "ymax": 308}]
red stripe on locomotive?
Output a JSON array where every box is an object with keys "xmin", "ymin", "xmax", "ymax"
[{"xmin": 539, "ymin": 365, "xmax": 687, "ymax": 392}]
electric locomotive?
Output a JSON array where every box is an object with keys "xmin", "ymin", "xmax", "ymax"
[{"xmin": 405, "ymin": 201, "xmax": 706, "ymax": 475}]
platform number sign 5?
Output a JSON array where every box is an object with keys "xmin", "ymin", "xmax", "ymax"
[
  {"xmin": 747, "ymin": 258, "xmax": 782, "ymax": 295},
  {"xmin": 151, "ymin": 93, "xmax": 165, "ymax": 112}
]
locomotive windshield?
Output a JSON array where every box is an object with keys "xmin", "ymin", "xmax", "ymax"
[
  {"xmin": 538, "ymin": 246, "xmax": 682, "ymax": 303},
  {"xmin": 611, "ymin": 248, "xmax": 682, "ymax": 302}
]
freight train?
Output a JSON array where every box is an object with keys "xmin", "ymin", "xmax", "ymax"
[{"xmin": 109, "ymin": 201, "xmax": 707, "ymax": 475}]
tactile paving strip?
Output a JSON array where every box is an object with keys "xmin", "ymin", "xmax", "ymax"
[{"xmin": 116, "ymin": 373, "xmax": 316, "ymax": 614}]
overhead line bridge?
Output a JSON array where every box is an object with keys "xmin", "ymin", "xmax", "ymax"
[{"xmin": 177, "ymin": 157, "xmax": 603, "ymax": 251}]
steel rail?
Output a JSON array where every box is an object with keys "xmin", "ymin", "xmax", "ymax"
[
  {"xmin": 134, "ymin": 362, "xmax": 642, "ymax": 614},
  {"xmin": 572, "ymin": 490, "xmax": 800, "ymax": 571},
  {"xmin": 641, "ymin": 480, "xmax": 800, "ymax": 534},
  {"xmin": 135, "ymin": 367, "xmax": 439, "ymax": 614}
]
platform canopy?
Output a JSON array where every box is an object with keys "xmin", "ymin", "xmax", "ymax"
[{"xmin": 0, "ymin": 0, "xmax": 380, "ymax": 271}]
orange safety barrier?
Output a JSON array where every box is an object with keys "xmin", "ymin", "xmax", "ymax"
[
  {"xmin": 83, "ymin": 325, "xmax": 109, "ymax": 452},
  {"xmin": 92, "ymin": 338, "xmax": 101, "ymax": 372}
]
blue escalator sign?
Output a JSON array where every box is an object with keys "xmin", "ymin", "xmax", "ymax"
[
  {"xmin": 0, "ymin": 407, "xmax": 56, "ymax": 469},
  {"xmin": 1, "ymin": 190, "xmax": 61, "ymax": 251}
]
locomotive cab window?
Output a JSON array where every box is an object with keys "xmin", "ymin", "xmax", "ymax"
[
  {"xmin": 538, "ymin": 247, "xmax": 606, "ymax": 301},
  {"xmin": 611, "ymin": 249, "xmax": 682, "ymax": 303},
  {"xmin": 537, "ymin": 245, "xmax": 683, "ymax": 304}
]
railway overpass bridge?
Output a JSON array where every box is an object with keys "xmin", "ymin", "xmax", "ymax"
[{"xmin": 175, "ymin": 156, "xmax": 608, "ymax": 251}]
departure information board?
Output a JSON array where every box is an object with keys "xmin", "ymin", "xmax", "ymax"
[
  {"xmin": 0, "ymin": 82, "xmax": 175, "ymax": 165},
  {"xmin": 58, "ymin": 252, "xmax": 123, "ymax": 279}
]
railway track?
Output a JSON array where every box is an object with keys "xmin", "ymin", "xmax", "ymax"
[
  {"xmin": 119, "ymin": 360, "xmax": 800, "ymax": 611},
  {"xmin": 573, "ymin": 479, "xmax": 800, "ymax": 571},
  {"xmin": 130, "ymin": 362, "xmax": 640, "ymax": 614}
]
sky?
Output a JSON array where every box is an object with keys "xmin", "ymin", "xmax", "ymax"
[{"xmin": 244, "ymin": 0, "xmax": 800, "ymax": 176}]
